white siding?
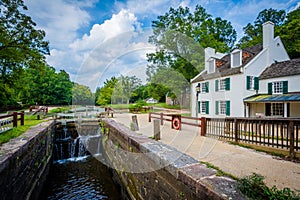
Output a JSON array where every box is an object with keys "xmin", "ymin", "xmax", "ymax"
[{"xmin": 259, "ymin": 74, "xmax": 300, "ymax": 93}]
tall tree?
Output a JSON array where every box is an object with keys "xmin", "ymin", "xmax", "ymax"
[
  {"xmin": 112, "ymin": 75, "xmax": 142, "ymax": 104},
  {"xmin": 237, "ymin": 8, "xmax": 286, "ymax": 49},
  {"xmin": 277, "ymin": 8, "xmax": 300, "ymax": 58},
  {"xmin": 0, "ymin": 0, "xmax": 49, "ymax": 106},
  {"xmin": 147, "ymin": 5, "xmax": 237, "ymax": 81},
  {"xmin": 72, "ymin": 83, "xmax": 94, "ymax": 105},
  {"xmin": 96, "ymin": 77, "xmax": 118, "ymax": 106}
]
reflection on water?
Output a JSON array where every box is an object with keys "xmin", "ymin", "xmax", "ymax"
[{"xmin": 39, "ymin": 156, "xmax": 123, "ymax": 200}]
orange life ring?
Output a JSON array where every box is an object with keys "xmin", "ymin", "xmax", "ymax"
[{"xmin": 172, "ymin": 118, "xmax": 180, "ymax": 130}]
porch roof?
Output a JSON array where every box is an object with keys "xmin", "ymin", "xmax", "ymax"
[{"xmin": 244, "ymin": 94, "xmax": 300, "ymax": 103}]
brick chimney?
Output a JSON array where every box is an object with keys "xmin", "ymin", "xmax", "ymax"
[{"xmin": 263, "ymin": 21, "xmax": 274, "ymax": 48}]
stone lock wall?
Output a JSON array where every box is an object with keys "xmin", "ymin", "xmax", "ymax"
[
  {"xmin": 100, "ymin": 118, "xmax": 246, "ymax": 200},
  {"xmin": 0, "ymin": 120, "xmax": 55, "ymax": 200}
]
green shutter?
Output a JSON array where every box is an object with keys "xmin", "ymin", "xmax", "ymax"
[
  {"xmin": 225, "ymin": 78, "xmax": 230, "ymax": 90},
  {"xmin": 283, "ymin": 81, "xmax": 288, "ymax": 94},
  {"xmin": 215, "ymin": 101, "xmax": 219, "ymax": 115},
  {"xmin": 215, "ymin": 80, "xmax": 219, "ymax": 91},
  {"xmin": 198, "ymin": 101, "xmax": 200, "ymax": 113},
  {"xmin": 206, "ymin": 101, "xmax": 209, "ymax": 114},
  {"xmin": 226, "ymin": 101, "xmax": 230, "ymax": 116},
  {"xmin": 268, "ymin": 83, "xmax": 272, "ymax": 94},
  {"xmin": 254, "ymin": 77, "xmax": 259, "ymax": 90},
  {"xmin": 246, "ymin": 76, "xmax": 250, "ymax": 90},
  {"xmin": 205, "ymin": 82, "xmax": 209, "ymax": 93}
]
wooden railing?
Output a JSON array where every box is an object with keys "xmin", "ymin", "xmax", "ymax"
[
  {"xmin": 148, "ymin": 113, "xmax": 299, "ymax": 157},
  {"xmin": 148, "ymin": 112, "xmax": 206, "ymax": 136},
  {"xmin": 0, "ymin": 112, "xmax": 24, "ymax": 134},
  {"xmin": 206, "ymin": 117, "xmax": 300, "ymax": 157}
]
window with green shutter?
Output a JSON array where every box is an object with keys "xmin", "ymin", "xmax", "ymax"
[
  {"xmin": 246, "ymin": 76, "xmax": 251, "ymax": 90},
  {"xmin": 205, "ymin": 82, "xmax": 209, "ymax": 93},
  {"xmin": 226, "ymin": 101, "xmax": 230, "ymax": 116},
  {"xmin": 268, "ymin": 82, "xmax": 272, "ymax": 94},
  {"xmin": 206, "ymin": 101, "xmax": 209, "ymax": 114},
  {"xmin": 246, "ymin": 76, "xmax": 258, "ymax": 90},
  {"xmin": 215, "ymin": 101, "xmax": 219, "ymax": 115},
  {"xmin": 283, "ymin": 81, "xmax": 288, "ymax": 94},
  {"xmin": 215, "ymin": 80, "xmax": 219, "ymax": 91},
  {"xmin": 254, "ymin": 77, "xmax": 259, "ymax": 90},
  {"xmin": 225, "ymin": 78, "xmax": 230, "ymax": 90}
]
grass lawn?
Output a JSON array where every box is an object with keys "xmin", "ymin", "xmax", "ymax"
[
  {"xmin": 48, "ymin": 106, "xmax": 71, "ymax": 113},
  {"xmin": 0, "ymin": 115, "xmax": 45, "ymax": 145}
]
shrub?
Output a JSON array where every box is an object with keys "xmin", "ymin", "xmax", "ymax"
[{"xmin": 238, "ymin": 173, "xmax": 299, "ymax": 200}]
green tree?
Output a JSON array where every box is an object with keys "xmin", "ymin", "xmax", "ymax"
[
  {"xmin": 72, "ymin": 83, "xmax": 94, "ymax": 105},
  {"xmin": 96, "ymin": 77, "xmax": 118, "ymax": 106},
  {"xmin": 237, "ymin": 8, "xmax": 286, "ymax": 49},
  {"xmin": 20, "ymin": 64, "xmax": 73, "ymax": 105},
  {"xmin": 277, "ymin": 8, "xmax": 300, "ymax": 58},
  {"xmin": 147, "ymin": 5, "xmax": 236, "ymax": 81},
  {"xmin": 0, "ymin": 0, "xmax": 49, "ymax": 106},
  {"xmin": 112, "ymin": 75, "xmax": 142, "ymax": 104}
]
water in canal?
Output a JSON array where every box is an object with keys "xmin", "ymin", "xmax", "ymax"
[{"xmin": 39, "ymin": 121, "xmax": 123, "ymax": 199}]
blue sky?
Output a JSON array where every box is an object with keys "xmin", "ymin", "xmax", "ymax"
[{"xmin": 25, "ymin": 0, "xmax": 299, "ymax": 91}]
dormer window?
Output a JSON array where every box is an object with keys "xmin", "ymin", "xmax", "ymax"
[
  {"xmin": 208, "ymin": 59, "xmax": 215, "ymax": 73},
  {"xmin": 231, "ymin": 50, "xmax": 242, "ymax": 67}
]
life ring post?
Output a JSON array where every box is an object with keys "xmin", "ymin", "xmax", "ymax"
[{"xmin": 171, "ymin": 115, "xmax": 181, "ymax": 130}]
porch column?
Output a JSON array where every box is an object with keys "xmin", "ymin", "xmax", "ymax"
[{"xmin": 284, "ymin": 102, "xmax": 288, "ymax": 117}]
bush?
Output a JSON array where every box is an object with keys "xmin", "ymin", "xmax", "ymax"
[{"xmin": 238, "ymin": 173, "xmax": 300, "ymax": 200}]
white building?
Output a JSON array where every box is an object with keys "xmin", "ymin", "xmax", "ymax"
[
  {"xmin": 190, "ymin": 21, "xmax": 298, "ymax": 118},
  {"xmin": 244, "ymin": 58, "xmax": 300, "ymax": 117}
]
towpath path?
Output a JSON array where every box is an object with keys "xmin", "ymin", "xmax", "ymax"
[{"xmin": 112, "ymin": 112, "xmax": 300, "ymax": 191}]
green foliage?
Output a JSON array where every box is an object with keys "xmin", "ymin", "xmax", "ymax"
[
  {"xmin": 112, "ymin": 75, "xmax": 142, "ymax": 104},
  {"xmin": 277, "ymin": 8, "xmax": 300, "ymax": 59},
  {"xmin": 237, "ymin": 8, "xmax": 286, "ymax": 49},
  {"xmin": 238, "ymin": 173, "xmax": 300, "ymax": 200},
  {"xmin": 48, "ymin": 107, "xmax": 71, "ymax": 113},
  {"xmin": 96, "ymin": 77, "xmax": 118, "ymax": 106},
  {"xmin": 147, "ymin": 5, "xmax": 236, "ymax": 82},
  {"xmin": 0, "ymin": 0, "xmax": 75, "ymax": 106},
  {"xmin": 97, "ymin": 76, "xmax": 142, "ymax": 106},
  {"xmin": 237, "ymin": 8, "xmax": 299, "ymax": 58},
  {"xmin": 72, "ymin": 83, "xmax": 94, "ymax": 105},
  {"xmin": 20, "ymin": 64, "xmax": 73, "ymax": 105}
]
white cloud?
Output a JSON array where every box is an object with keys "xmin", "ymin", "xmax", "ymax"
[
  {"xmin": 70, "ymin": 9, "xmax": 140, "ymax": 52},
  {"xmin": 25, "ymin": 0, "xmax": 92, "ymax": 49},
  {"xmin": 62, "ymin": 10, "xmax": 155, "ymax": 91}
]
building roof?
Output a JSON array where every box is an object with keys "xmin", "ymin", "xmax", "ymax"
[
  {"xmin": 244, "ymin": 93, "xmax": 300, "ymax": 102},
  {"xmin": 259, "ymin": 58, "xmax": 300, "ymax": 80},
  {"xmin": 191, "ymin": 44, "xmax": 263, "ymax": 83}
]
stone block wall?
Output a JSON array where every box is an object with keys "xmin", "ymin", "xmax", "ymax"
[
  {"xmin": 0, "ymin": 120, "xmax": 55, "ymax": 200},
  {"xmin": 100, "ymin": 118, "xmax": 246, "ymax": 200}
]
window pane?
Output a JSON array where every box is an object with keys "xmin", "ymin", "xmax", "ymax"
[
  {"xmin": 232, "ymin": 52, "xmax": 240, "ymax": 66},
  {"xmin": 209, "ymin": 60, "xmax": 214, "ymax": 73},
  {"xmin": 271, "ymin": 103, "xmax": 283, "ymax": 116},
  {"xmin": 219, "ymin": 79, "xmax": 226, "ymax": 91},
  {"xmin": 219, "ymin": 101, "xmax": 226, "ymax": 115},
  {"xmin": 273, "ymin": 81, "xmax": 283, "ymax": 94},
  {"xmin": 201, "ymin": 101, "xmax": 206, "ymax": 113}
]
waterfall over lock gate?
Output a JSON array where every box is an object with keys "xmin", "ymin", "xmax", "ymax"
[{"xmin": 53, "ymin": 121, "xmax": 102, "ymax": 161}]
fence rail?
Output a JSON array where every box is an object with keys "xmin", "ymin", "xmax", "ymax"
[
  {"xmin": 0, "ymin": 112, "xmax": 24, "ymax": 134},
  {"xmin": 206, "ymin": 117, "xmax": 300, "ymax": 157},
  {"xmin": 148, "ymin": 112, "xmax": 206, "ymax": 135},
  {"xmin": 148, "ymin": 112, "xmax": 299, "ymax": 157}
]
